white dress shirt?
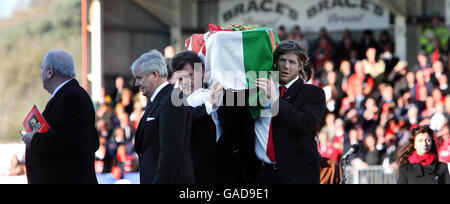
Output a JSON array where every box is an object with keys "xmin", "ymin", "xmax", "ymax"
[
  {"xmin": 254, "ymin": 76, "xmax": 299, "ymax": 164},
  {"xmin": 150, "ymin": 81, "xmax": 169, "ymax": 102}
]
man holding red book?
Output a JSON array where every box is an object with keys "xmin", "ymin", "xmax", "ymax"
[{"xmin": 21, "ymin": 50, "xmax": 99, "ymax": 184}]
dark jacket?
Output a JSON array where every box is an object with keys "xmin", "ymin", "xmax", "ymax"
[
  {"xmin": 398, "ymin": 161, "xmax": 450, "ymax": 184},
  {"xmin": 26, "ymin": 79, "xmax": 99, "ymax": 184},
  {"xmin": 190, "ymin": 105, "xmax": 217, "ymax": 184},
  {"xmin": 134, "ymin": 84, "xmax": 194, "ymax": 184},
  {"xmin": 214, "ymin": 104, "xmax": 259, "ymax": 184},
  {"xmin": 268, "ymin": 78, "xmax": 326, "ymax": 184}
]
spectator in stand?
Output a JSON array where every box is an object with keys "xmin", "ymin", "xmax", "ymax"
[
  {"xmin": 379, "ymin": 84, "xmax": 395, "ymax": 109},
  {"xmin": 364, "ymin": 134, "xmax": 383, "ymax": 165},
  {"xmin": 405, "ymin": 71, "xmax": 416, "ymax": 94},
  {"xmin": 413, "ymin": 51, "xmax": 432, "ymax": 73},
  {"xmin": 436, "ymin": 122, "xmax": 450, "ymax": 163},
  {"xmin": 397, "ymin": 125, "xmax": 449, "ymax": 184},
  {"xmin": 338, "ymin": 60, "xmax": 353, "ymax": 94},
  {"xmin": 130, "ymin": 102, "xmax": 144, "ymax": 130},
  {"xmin": 361, "ymin": 98, "xmax": 380, "ymax": 135},
  {"xmin": 313, "ymin": 36, "xmax": 334, "ymax": 77},
  {"xmin": 107, "ymin": 127, "xmax": 127, "ymax": 157},
  {"xmin": 438, "ymin": 74, "xmax": 449, "ymax": 95},
  {"xmin": 318, "ymin": 131, "xmax": 340, "ymax": 162},
  {"xmin": 336, "ymin": 30, "xmax": 357, "ymax": 62},
  {"xmin": 421, "ymin": 96, "xmax": 436, "ymax": 119},
  {"xmin": 388, "ymin": 61, "xmax": 409, "ymax": 99},
  {"xmin": 430, "ymin": 102, "xmax": 446, "ymax": 132},
  {"xmin": 278, "ymin": 25, "xmax": 288, "ymax": 42},
  {"xmin": 395, "ymin": 92, "xmax": 411, "ymax": 122},
  {"xmin": 432, "ymin": 88, "xmax": 445, "ymax": 106},
  {"xmin": 430, "ymin": 38, "xmax": 447, "ymax": 65},
  {"xmin": 343, "ymin": 128, "xmax": 367, "ymax": 168},
  {"xmin": 396, "ymin": 120, "xmax": 411, "ymax": 147},
  {"xmin": 412, "ymin": 70, "xmax": 434, "ymax": 107},
  {"xmin": 96, "ymin": 118, "xmax": 111, "ymax": 140},
  {"xmin": 348, "ymin": 61, "xmax": 374, "ymax": 98},
  {"xmin": 95, "ymin": 137, "xmax": 112, "ymax": 174},
  {"xmin": 420, "ymin": 16, "xmax": 449, "ymax": 55},
  {"xmin": 320, "ymin": 60, "xmax": 335, "ymax": 85},
  {"xmin": 96, "ymin": 104, "xmax": 114, "ymax": 123},
  {"xmin": 290, "ymin": 26, "xmax": 309, "ymax": 51},
  {"xmin": 111, "ymin": 76, "xmax": 127, "ymax": 107},
  {"xmin": 117, "ymin": 112, "xmax": 135, "ymax": 143},
  {"xmin": 380, "ymin": 130, "xmax": 398, "ymax": 172},
  {"xmin": 112, "ymin": 103, "xmax": 126, "ymax": 128},
  {"xmin": 358, "ymin": 30, "xmax": 380, "ymax": 59},
  {"xmin": 362, "ymin": 47, "xmax": 386, "ymax": 85},
  {"xmin": 94, "ymin": 87, "xmax": 112, "ymax": 111},
  {"xmin": 344, "ymin": 109, "xmax": 359, "ymax": 132},
  {"xmin": 113, "ymin": 144, "xmax": 138, "ymax": 174},
  {"xmin": 406, "ymin": 105, "xmax": 420, "ymax": 129},
  {"xmin": 344, "ymin": 62, "xmax": 370, "ymax": 116},
  {"xmin": 166, "ymin": 57, "xmax": 176, "ymax": 85},
  {"xmin": 323, "ymin": 71, "xmax": 343, "ymax": 114},
  {"xmin": 321, "ymin": 113, "xmax": 336, "ymax": 140},
  {"xmin": 120, "ymin": 88, "xmax": 134, "ymax": 115},
  {"xmin": 332, "ymin": 118, "xmax": 345, "ymax": 155},
  {"xmin": 349, "ymin": 49, "xmax": 359, "ymax": 68},
  {"xmin": 164, "ymin": 45, "xmax": 176, "ymax": 58},
  {"xmin": 430, "ymin": 60, "xmax": 448, "ymax": 87},
  {"xmin": 375, "ymin": 126, "xmax": 386, "ymax": 145},
  {"xmin": 380, "ymin": 42, "xmax": 399, "ymax": 79}
]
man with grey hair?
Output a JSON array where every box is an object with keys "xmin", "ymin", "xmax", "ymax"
[
  {"xmin": 22, "ymin": 50, "xmax": 99, "ymax": 184},
  {"xmin": 132, "ymin": 50, "xmax": 194, "ymax": 184}
]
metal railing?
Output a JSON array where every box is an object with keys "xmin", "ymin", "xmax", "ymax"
[{"xmin": 344, "ymin": 166, "xmax": 399, "ymax": 184}]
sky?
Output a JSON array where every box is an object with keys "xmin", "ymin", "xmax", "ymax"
[{"xmin": 0, "ymin": 0, "xmax": 28, "ymax": 19}]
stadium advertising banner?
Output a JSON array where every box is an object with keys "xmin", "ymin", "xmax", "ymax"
[{"xmin": 218, "ymin": 0, "xmax": 390, "ymax": 32}]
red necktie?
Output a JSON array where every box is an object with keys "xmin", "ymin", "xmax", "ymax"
[{"xmin": 266, "ymin": 86, "xmax": 286, "ymax": 162}]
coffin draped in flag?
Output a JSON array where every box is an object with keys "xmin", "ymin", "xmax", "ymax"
[{"xmin": 186, "ymin": 25, "xmax": 279, "ymax": 118}]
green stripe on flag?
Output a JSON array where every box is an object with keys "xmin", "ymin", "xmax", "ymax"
[{"xmin": 242, "ymin": 27, "xmax": 278, "ymax": 119}]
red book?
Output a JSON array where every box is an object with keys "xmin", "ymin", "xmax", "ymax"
[{"xmin": 22, "ymin": 105, "xmax": 50, "ymax": 133}]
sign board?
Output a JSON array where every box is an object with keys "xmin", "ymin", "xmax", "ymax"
[{"xmin": 218, "ymin": 0, "xmax": 390, "ymax": 32}]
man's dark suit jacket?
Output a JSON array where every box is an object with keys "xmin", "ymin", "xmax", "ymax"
[
  {"xmin": 215, "ymin": 92, "xmax": 259, "ymax": 184},
  {"xmin": 134, "ymin": 84, "xmax": 194, "ymax": 184},
  {"xmin": 190, "ymin": 105, "xmax": 217, "ymax": 184},
  {"xmin": 189, "ymin": 101, "xmax": 257, "ymax": 184},
  {"xmin": 25, "ymin": 79, "xmax": 99, "ymax": 184},
  {"xmin": 265, "ymin": 78, "xmax": 326, "ymax": 184}
]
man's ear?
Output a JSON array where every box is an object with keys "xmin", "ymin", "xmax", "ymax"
[
  {"xmin": 47, "ymin": 67, "xmax": 55, "ymax": 79},
  {"xmin": 152, "ymin": 70, "xmax": 159, "ymax": 82}
]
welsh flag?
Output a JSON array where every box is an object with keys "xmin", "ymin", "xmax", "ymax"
[{"xmin": 186, "ymin": 24, "xmax": 279, "ymax": 118}]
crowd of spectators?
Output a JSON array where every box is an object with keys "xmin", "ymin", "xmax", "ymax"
[
  {"xmin": 93, "ymin": 76, "xmax": 143, "ymax": 178},
  {"xmin": 296, "ymin": 17, "xmax": 450, "ymax": 171}
]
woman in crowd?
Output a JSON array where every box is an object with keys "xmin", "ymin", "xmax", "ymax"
[{"xmin": 397, "ymin": 125, "xmax": 449, "ymax": 184}]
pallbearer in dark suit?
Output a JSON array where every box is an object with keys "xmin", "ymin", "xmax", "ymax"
[
  {"xmin": 254, "ymin": 41, "xmax": 326, "ymax": 184},
  {"xmin": 170, "ymin": 50, "xmax": 219, "ymax": 184},
  {"xmin": 22, "ymin": 50, "xmax": 99, "ymax": 184},
  {"xmin": 132, "ymin": 50, "xmax": 194, "ymax": 184},
  {"xmin": 171, "ymin": 50, "xmax": 256, "ymax": 184}
]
